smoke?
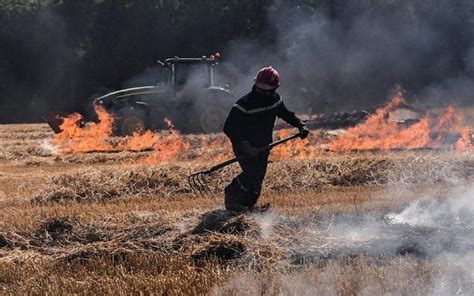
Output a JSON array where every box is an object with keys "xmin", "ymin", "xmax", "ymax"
[
  {"xmin": 387, "ymin": 188, "xmax": 474, "ymax": 228},
  {"xmin": 252, "ymin": 211, "xmax": 279, "ymax": 239},
  {"xmin": 2, "ymin": 1, "xmax": 474, "ymax": 124},
  {"xmin": 88, "ymin": 0, "xmax": 474, "ymax": 128},
  {"xmin": 123, "ymin": 66, "xmax": 164, "ymax": 88},
  {"xmin": 219, "ymin": 0, "xmax": 474, "ymax": 112},
  {"xmin": 0, "ymin": 5, "xmax": 77, "ymax": 123},
  {"xmin": 214, "ymin": 185, "xmax": 474, "ymax": 294},
  {"xmin": 41, "ymin": 138, "xmax": 59, "ymax": 155},
  {"xmin": 430, "ymin": 252, "xmax": 474, "ymax": 295}
]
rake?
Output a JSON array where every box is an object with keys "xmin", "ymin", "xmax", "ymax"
[{"xmin": 188, "ymin": 133, "xmax": 302, "ymax": 197}]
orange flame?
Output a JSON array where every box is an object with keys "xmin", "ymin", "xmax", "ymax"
[
  {"xmin": 120, "ymin": 130, "xmax": 157, "ymax": 151},
  {"xmin": 53, "ymin": 106, "xmax": 114, "ymax": 153},
  {"xmin": 455, "ymin": 127, "xmax": 474, "ymax": 151},
  {"xmin": 205, "ymin": 137, "xmax": 233, "ymax": 162},
  {"xmin": 328, "ymin": 90, "xmax": 473, "ymax": 151},
  {"xmin": 271, "ymin": 129, "xmax": 324, "ymax": 160},
  {"xmin": 118, "ymin": 117, "xmax": 176, "ymax": 152},
  {"xmin": 51, "ymin": 90, "xmax": 472, "ymax": 163},
  {"xmin": 141, "ymin": 131, "xmax": 191, "ymax": 163},
  {"xmin": 53, "ymin": 108, "xmax": 193, "ymax": 159}
]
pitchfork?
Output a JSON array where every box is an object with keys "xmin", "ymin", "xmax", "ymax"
[{"xmin": 188, "ymin": 133, "xmax": 302, "ymax": 197}]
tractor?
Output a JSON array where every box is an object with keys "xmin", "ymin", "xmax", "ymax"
[{"xmin": 48, "ymin": 55, "xmax": 236, "ymax": 135}]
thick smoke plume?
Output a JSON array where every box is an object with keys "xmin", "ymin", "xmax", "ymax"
[
  {"xmin": 125, "ymin": 0, "xmax": 474, "ymax": 119},
  {"xmin": 2, "ymin": 1, "xmax": 473, "ymax": 123},
  {"xmin": 0, "ymin": 5, "xmax": 77, "ymax": 123},
  {"xmin": 219, "ymin": 1, "xmax": 474, "ymax": 113}
]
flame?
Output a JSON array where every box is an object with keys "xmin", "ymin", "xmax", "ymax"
[
  {"xmin": 51, "ymin": 90, "xmax": 472, "ymax": 164},
  {"xmin": 455, "ymin": 127, "xmax": 474, "ymax": 151},
  {"xmin": 133, "ymin": 117, "xmax": 191, "ymax": 163},
  {"xmin": 141, "ymin": 131, "xmax": 191, "ymax": 163},
  {"xmin": 205, "ymin": 137, "xmax": 233, "ymax": 162},
  {"xmin": 271, "ymin": 129, "xmax": 323, "ymax": 160},
  {"xmin": 120, "ymin": 130, "xmax": 157, "ymax": 151},
  {"xmin": 271, "ymin": 129, "xmax": 297, "ymax": 159},
  {"xmin": 53, "ymin": 106, "xmax": 114, "ymax": 153},
  {"xmin": 51, "ymin": 105, "xmax": 320, "ymax": 162},
  {"xmin": 328, "ymin": 90, "xmax": 473, "ymax": 151},
  {"xmin": 119, "ymin": 118, "xmax": 176, "ymax": 152},
  {"xmin": 53, "ymin": 108, "xmax": 192, "ymax": 159}
]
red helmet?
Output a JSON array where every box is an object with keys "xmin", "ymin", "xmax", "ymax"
[{"xmin": 255, "ymin": 66, "xmax": 280, "ymax": 90}]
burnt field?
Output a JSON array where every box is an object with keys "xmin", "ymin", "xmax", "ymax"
[{"xmin": 0, "ymin": 121, "xmax": 473, "ymax": 295}]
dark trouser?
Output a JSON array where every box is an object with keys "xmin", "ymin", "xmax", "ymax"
[{"xmin": 224, "ymin": 152, "xmax": 269, "ymax": 211}]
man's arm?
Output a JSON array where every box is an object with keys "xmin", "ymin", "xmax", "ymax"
[
  {"xmin": 276, "ymin": 100, "xmax": 310, "ymax": 139},
  {"xmin": 276, "ymin": 100, "xmax": 304, "ymax": 128}
]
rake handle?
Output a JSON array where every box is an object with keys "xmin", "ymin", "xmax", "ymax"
[{"xmin": 205, "ymin": 133, "xmax": 301, "ymax": 174}]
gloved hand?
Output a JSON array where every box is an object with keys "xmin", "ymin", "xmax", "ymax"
[
  {"xmin": 298, "ymin": 126, "xmax": 310, "ymax": 139},
  {"xmin": 240, "ymin": 141, "xmax": 259, "ymax": 157}
]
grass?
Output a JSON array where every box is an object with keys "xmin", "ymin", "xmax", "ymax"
[{"xmin": 0, "ymin": 123, "xmax": 473, "ymax": 295}]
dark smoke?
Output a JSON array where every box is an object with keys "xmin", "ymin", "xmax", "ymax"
[
  {"xmin": 2, "ymin": 1, "xmax": 474, "ymax": 123},
  {"xmin": 220, "ymin": 0, "xmax": 474, "ymax": 113},
  {"xmin": 0, "ymin": 5, "xmax": 78, "ymax": 123}
]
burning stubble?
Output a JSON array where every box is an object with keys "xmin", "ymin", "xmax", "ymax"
[
  {"xmin": 51, "ymin": 106, "xmax": 192, "ymax": 162},
  {"xmin": 48, "ymin": 93, "xmax": 473, "ymax": 162},
  {"xmin": 328, "ymin": 90, "xmax": 474, "ymax": 151}
]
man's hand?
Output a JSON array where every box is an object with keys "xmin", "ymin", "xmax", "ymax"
[
  {"xmin": 298, "ymin": 127, "xmax": 310, "ymax": 139},
  {"xmin": 240, "ymin": 141, "xmax": 259, "ymax": 157}
]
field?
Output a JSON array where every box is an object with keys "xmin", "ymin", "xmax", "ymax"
[{"xmin": 0, "ymin": 122, "xmax": 473, "ymax": 295}]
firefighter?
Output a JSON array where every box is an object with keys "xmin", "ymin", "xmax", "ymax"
[{"xmin": 223, "ymin": 66, "xmax": 309, "ymax": 212}]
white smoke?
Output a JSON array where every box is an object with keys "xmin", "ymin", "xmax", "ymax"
[
  {"xmin": 430, "ymin": 252, "xmax": 474, "ymax": 296},
  {"xmin": 41, "ymin": 138, "xmax": 59, "ymax": 155},
  {"xmin": 387, "ymin": 187, "xmax": 474, "ymax": 228},
  {"xmin": 214, "ymin": 185, "xmax": 474, "ymax": 294},
  {"xmin": 252, "ymin": 211, "xmax": 279, "ymax": 240},
  {"xmin": 387, "ymin": 185, "xmax": 474, "ymax": 295}
]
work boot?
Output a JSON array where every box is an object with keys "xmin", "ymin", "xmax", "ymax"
[{"xmin": 224, "ymin": 180, "xmax": 256, "ymax": 212}]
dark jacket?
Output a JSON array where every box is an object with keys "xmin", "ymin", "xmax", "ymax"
[{"xmin": 223, "ymin": 86, "xmax": 303, "ymax": 150}]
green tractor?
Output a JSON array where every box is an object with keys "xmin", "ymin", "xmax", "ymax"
[{"xmin": 49, "ymin": 55, "xmax": 236, "ymax": 135}]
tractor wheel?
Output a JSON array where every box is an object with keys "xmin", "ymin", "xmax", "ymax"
[
  {"xmin": 116, "ymin": 107, "xmax": 147, "ymax": 136},
  {"xmin": 198, "ymin": 106, "xmax": 229, "ymax": 133},
  {"xmin": 194, "ymin": 90, "xmax": 235, "ymax": 133}
]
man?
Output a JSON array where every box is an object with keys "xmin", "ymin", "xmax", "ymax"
[{"xmin": 223, "ymin": 66, "xmax": 309, "ymax": 212}]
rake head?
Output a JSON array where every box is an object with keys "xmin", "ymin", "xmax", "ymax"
[
  {"xmin": 187, "ymin": 133, "xmax": 302, "ymax": 198},
  {"xmin": 188, "ymin": 171, "xmax": 212, "ymax": 197}
]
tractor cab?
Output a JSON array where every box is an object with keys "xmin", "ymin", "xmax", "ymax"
[{"xmin": 158, "ymin": 55, "xmax": 220, "ymax": 89}]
